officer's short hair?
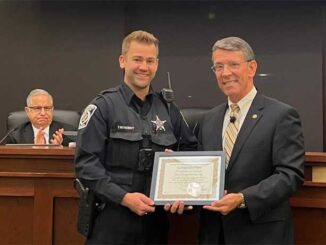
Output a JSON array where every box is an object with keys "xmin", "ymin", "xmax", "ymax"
[
  {"xmin": 26, "ymin": 89, "xmax": 53, "ymax": 106},
  {"xmin": 211, "ymin": 36, "xmax": 255, "ymax": 62},
  {"xmin": 121, "ymin": 30, "xmax": 159, "ymax": 56}
]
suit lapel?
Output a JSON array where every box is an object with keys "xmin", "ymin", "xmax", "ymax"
[
  {"xmin": 201, "ymin": 104, "xmax": 227, "ymax": 151},
  {"xmin": 22, "ymin": 124, "xmax": 35, "ymax": 143},
  {"xmin": 227, "ymin": 93, "xmax": 265, "ymax": 171},
  {"xmin": 49, "ymin": 124, "xmax": 56, "ymax": 142},
  {"xmin": 214, "ymin": 103, "xmax": 228, "ymax": 150}
]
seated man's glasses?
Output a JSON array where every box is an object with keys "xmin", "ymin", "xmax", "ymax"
[{"xmin": 28, "ymin": 106, "xmax": 54, "ymax": 113}]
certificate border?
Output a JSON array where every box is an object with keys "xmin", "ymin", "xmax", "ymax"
[{"xmin": 150, "ymin": 151, "xmax": 225, "ymax": 205}]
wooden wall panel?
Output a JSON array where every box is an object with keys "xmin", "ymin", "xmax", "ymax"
[
  {"xmin": 53, "ymin": 198, "xmax": 84, "ymax": 245},
  {"xmin": 293, "ymin": 207, "xmax": 326, "ymax": 245},
  {"xmin": 0, "ymin": 197, "xmax": 33, "ymax": 244}
]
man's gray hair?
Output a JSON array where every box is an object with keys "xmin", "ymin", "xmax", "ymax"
[
  {"xmin": 26, "ymin": 89, "xmax": 53, "ymax": 106},
  {"xmin": 212, "ymin": 37, "xmax": 255, "ymax": 61}
]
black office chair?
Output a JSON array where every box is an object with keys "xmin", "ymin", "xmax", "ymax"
[
  {"xmin": 6, "ymin": 108, "xmax": 207, "ymax": 135},
  {"xmin": 180, "ymin": 107, "xmax": 211, "ymax": 134},
  {"xmin": 7, "ymin": 109, "xmax": 81, "ymax": 131}
]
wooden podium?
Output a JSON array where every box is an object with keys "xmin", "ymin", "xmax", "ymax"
[
  {"xmin": 0, "ymin": 146, "xmax": 326, "ymax": 244},
  {"xmin": 0, "ymin": 146, "xmax": 84, "ymax": 245}
]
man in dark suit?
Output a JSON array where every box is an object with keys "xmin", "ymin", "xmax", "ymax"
[
  {"xmin": 198, "ymin": 37, "xmax": 305, "ymax": 244},
  {"xmin": 6, "ymin": 89, "xmax": 75, "ymax": 146}
]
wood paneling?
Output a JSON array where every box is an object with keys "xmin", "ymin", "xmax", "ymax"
[
  {"xmin": 1, "ymin": 147, "xmax": 326, "ymax": 244},
  {"xmin": 0, "ymin": 197, "xmax": 33, "ymax": 244},
  {"xmin": 291, "ymin": 152, "xmax": 326, "ymax": 244},
  {"xmin": 53, "ymin": 198, "xmax": 82, "ymax": 245},
  {"xmin": 0, "ymin": 146, "xmax": 84, "ymax": 245}
]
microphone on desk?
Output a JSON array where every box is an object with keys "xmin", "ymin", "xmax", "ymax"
[
  {"xmin": 230, "ymin": 116, "xmax": 236, "ymax": 123},
  {"xmin": 0, "ymin": 127, "xmax": 18, "ymax": 145}
]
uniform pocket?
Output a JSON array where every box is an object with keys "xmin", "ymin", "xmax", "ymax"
[
  {"xmin": 151, "ymin": 132, "xmax": 177, "ymax": 146},
  {"xmin": 107, "ymin": 131, "xmax": 141, "ymax": 169},
  {"xmin": 110, "ymin": 131, "xmax": 142, "ymax": 141}
]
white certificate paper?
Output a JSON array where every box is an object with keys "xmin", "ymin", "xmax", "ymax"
[{"xmin": 150, "ymin": 151, "xmax": 225, "ymax": 205}]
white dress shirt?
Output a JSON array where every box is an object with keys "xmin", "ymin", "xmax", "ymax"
[{"xmin": 222, "ymin": 87, "xmax": 257, "ymax": 147}]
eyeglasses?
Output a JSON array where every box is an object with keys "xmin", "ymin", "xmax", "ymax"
[
  {"xmin": 28, "ymin": 106, "xmax": 54, "ymax": 113},
  {"xmin": 211, "ymin": 61, "xmax": 251, "ymax": 73}
]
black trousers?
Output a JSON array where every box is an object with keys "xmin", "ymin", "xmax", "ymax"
[{"xmin": 87, "ymin": 203, "xmax": 169, "ymax": 245}]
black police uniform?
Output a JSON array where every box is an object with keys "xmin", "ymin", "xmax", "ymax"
[{"xmin": 75, "ymin": 82, "xmax": 197, "ymax": 244}]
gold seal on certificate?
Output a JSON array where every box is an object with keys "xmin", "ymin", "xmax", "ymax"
[{"xmin": 150, "ymin": 151, "xmax": 225, "ymax": 205}]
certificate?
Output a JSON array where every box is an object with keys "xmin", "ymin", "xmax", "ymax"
[{"xmin": 150, "ymin": 151, "xmax": 225, "ymax": 205}]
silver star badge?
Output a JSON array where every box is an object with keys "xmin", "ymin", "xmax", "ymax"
[{"xmin": 151, "ymin": 115, "xmax": 166, "ymax": 132}]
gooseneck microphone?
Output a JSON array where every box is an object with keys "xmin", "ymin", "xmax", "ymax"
[
  {"xmin": 230, "ymin": 116, "xmax": 236, "ymax": 123},
  {"xmin": 0, "ymin": 126, "xmax": 18, "ymax": 145}
]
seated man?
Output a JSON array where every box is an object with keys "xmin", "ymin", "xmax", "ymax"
[{"xmin": 6, "ymin": 89, "xmax": 76, "ymax": 146}]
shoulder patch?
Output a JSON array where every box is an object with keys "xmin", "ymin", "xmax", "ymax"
[{"xmin": 78, "ymin": 104, "xmax": 97, "ymax": 130}]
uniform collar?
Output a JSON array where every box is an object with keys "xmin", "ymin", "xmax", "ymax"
[{"xmin": 120, "ymin": 81, "xmax": 153, "ymax": 105}]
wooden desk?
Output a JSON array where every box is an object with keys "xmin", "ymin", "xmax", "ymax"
[
  {"xmin": 291, "ymin": 152, "xmax": 326, "ymax": 244},
  {"xmin": 0, "ymin": 146, "xmax": 84, "ymax": 245},
  {"xmin": 0, "ymin": 147, "xmax": 326, "ymax": 244}
]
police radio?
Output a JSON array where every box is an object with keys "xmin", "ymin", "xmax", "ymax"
[{"xmin": 161, "ymin": 72, "xmax": 174, "ymax": 103}]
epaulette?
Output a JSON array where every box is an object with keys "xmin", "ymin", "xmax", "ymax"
[
  {"xmin": 99, "ymin": 86, "xmax": 119, "ymax": 95},
  {"xmin": 93, "ymin": 86, "xmax": 119, "ymax": 102}
]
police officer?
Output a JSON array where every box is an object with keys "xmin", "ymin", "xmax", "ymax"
[{"xmin": 75, "ymin": 30, "xmax": 197, "ymax": 244}]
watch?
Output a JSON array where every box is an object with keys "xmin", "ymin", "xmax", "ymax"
[{"xmin": 238, "ymin": 193, "xmax": 246, "ymax": 209}]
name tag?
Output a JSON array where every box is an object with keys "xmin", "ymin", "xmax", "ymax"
[{"xmin": 117, "ymin": 125, "xmax": 135, "ymax": 132}]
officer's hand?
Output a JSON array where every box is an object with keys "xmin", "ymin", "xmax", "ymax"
[
  {"xmin": 121, "ymin": 192, "xmax": 155, "ymax": 216},
  {"xmin": 164, "ymin": 201, "xmax": 193, "ymax": 215},
  {"xmin": 50, "ymin": 128, "xmax": 64, "ymax": 145}
]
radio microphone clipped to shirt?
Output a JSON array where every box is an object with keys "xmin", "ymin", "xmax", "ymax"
[{"xmin": 230, "ymin": 116, "xmax": 236, "ymax": 123}]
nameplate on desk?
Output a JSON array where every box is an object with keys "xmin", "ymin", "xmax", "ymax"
[
  {"xmin": 312, "ymin": 166, "xmax": 326, "ymax": 183},
  {"xmin": 63, "ymin": 131, "xmax": 77, "ymax": 142}
]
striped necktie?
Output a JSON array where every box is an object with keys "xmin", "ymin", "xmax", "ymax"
[
  {"xmin": 224, "ymin": 104, "xmax": 240, "ymax": 167},
  {"xmin": 35, "ymin": 129, "xmax": 46, "ymax": 144}
]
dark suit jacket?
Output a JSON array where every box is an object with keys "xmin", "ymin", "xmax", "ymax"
[
  {"xmin": 198, "ymin": 93, "xmax": 305, "ymax": 244},
  {"xmin": 6, "ymin": 120, "xmax": 76, "ymax": 146}
]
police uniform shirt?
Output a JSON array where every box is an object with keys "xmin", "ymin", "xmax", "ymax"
[
  {"xmin": 75, "ymin": 82, "xmax": 198, "ymax": 205},
  {"xmin": 120, "ymin": 82, "xmax": 196, "ymax": 149}
]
